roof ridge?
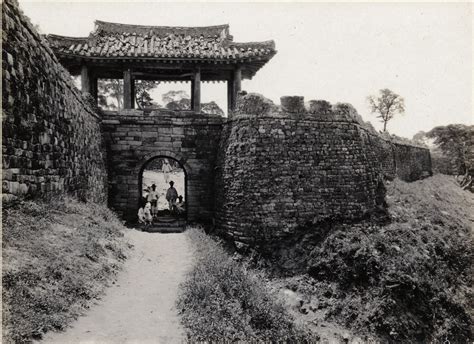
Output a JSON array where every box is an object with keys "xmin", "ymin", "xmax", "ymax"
[
  {"xmin": 95, "ymin": 20, "xmax": 229, "ymax": 30},
  {"xmin": 94, "ymin": 20, "xmax": 230, "ymax": 38},
  {"xmin": 47, "ymin": 34, "xmax": 89, "ymax": 41},
  {"xmin": 230, "ymin": 40, "xmax": 276, "ymax": 50}
]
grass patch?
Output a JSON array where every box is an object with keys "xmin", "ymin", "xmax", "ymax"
[
  {"xmin": 293, "ymin": 174, "xmax": 474, "ymax": 342},
  {"xmin": 2, "ymin": 197, "xmax": 130, "ymax": 344},
  {"xmin": 177, "ymin": 228, "xmax": 313, "ymax": 342}
]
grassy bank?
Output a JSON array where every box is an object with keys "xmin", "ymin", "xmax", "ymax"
[
  {"xmin": 2, "ymin": 198, "xmax": 130, "ymax": 344},
  {"xmin": 177, "ymin": 228, "xmax": 312, "ymax": 342},
  {"xmin": 280, "ymin": 174, "xmax": 473, "ymax": 342}
]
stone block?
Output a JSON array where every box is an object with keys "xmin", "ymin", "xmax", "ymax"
[
  {"xmin": 280, "ymin": 96, "xmax": 305, "ymax": 113},
  {"xmin": 308, "ymin": 100, "xmax": 332, "ymax": 115},
  {"xmin": 142, "ymin": 131, "xmax": 158, "ymax": 138},
  {"xmin": 235, "ymin": 92, "xmax": 280, "ymax": 117}
]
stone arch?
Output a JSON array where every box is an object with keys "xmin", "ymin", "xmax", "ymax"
[
  {"xmin": 138, "ymin": 151, "xmax": 193, "ymax": 176},
  {"xmin": 138, "ymin": 153, "xmax": 189, "ymax": 220},
  {"xmin": 101, "ymin": 110, "xmax": 223, "ymax": 222}
]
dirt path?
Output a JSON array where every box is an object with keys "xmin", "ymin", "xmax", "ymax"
[{"xmin": 42, "ymin": 230, "xmax": 193, "ymax": 344}]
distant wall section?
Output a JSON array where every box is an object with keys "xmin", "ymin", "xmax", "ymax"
[
  {"xmin": 2, "ymin": 0, "xmax": 108, "ymax": 203},
  {"xmin": 368, "ymin": 133, "xmax": 431, "ymax": 181},
  {"xmin": 392, "ymin": 143, "xmax": 432, "ymax": 181}
]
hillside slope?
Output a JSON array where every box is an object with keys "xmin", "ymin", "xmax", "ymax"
[
  {"xmin": 277, "ymin": 174, "xmax": 473, "ymax": 342},
  {"xmin": 2, "ymin": 199, "xmax": 130, "ymax": 344}
]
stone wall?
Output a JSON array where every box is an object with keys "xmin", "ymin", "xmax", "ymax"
[
  {"xmin": 392, "ymin": 142, "xmax": 432, "ymax": 181},
  {"xmin": 101, "ymin": 109, "xmax": 223, "ymax": 222},
  {"xmin": 368, "ymin": 133, "xmax": 432, "ymax": 181},
  {"xmin": 214, "ymin": 94, "xmax": 387, "ymax": 248},
  {"xmin": 214, "ymin": 94, "xmax": 431, "ymax": 250},
  {"xmin": 2, "ymin": 0, "xmax": 108, "ymax": 203},
  {"xmin": 369, "ymin": 133, "xmax": 397, "ymax": 180}
]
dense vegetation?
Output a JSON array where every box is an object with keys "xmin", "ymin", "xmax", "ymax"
[
  {"xmin": 177, "ymin": 175, "xmax": 472, "ymax": 342},
  {"xmin": 177, "ymin": 228, "xmax": 312, "ymax": 342},
  {"xmin": 413, "ymin": 125, "xmax": 474, "ymax": 190},
  {"xmin": 289, "ymin": 174, "xmax": 473, "ymax": 342},
  {"xmin": 2, "ymin": 198, "xmax": 130, "ymax": 344}
]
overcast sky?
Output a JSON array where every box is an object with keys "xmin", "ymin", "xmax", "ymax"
[{"xmin": 18, "ymin": 1, "xmax": 472, "ymax": 138}]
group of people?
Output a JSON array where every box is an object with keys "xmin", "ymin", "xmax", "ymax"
[{"xmin": 138, "ymin": 180, "xmax": 186, "ymax": 225}]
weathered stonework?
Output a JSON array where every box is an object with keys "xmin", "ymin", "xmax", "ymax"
[
  {"xmin": 392, "ymin": 143, "xmax": 432, "ymax": 181},
  {"xmin": 2, "ymin": 0, "xmax": 108, "ymax": 203},
  {"xmin": 214, "ymin": 94, "xmax": 384, "ymax": 247},
  {"xmin": 214, "ymin": 94, "xmax": 431, "ymax": 249},
  {"xmin": 101, "ymin": 110, "xmax": 223, "ymax": 222},
  {"xmin": 2, "ymin": 0, "xmax": 432, "ymax": 237}
]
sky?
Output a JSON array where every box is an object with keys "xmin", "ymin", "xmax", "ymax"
[{"xmin": 18, "ymin": 1, "xmax": 473, "ymax": 138}]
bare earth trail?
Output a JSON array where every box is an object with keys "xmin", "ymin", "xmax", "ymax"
[{"xmin": 42, "ymin": 230, "xmax": 193, "ymax": 344}]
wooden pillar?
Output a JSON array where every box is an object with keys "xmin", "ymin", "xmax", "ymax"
[
  {"xmin": 123, "ymin": 69, "xmax": 133, "ymax": 109},
  {"xmin": 81, "ymin": 65, "xmax": 90, "ymax": 93},
  {"xmin": 192, "ymin": 67, "xmax": 201, "ymax": 112},
  {"xmin": 130, "ymin": 77, "xmax": 135, "ymax": 109},
  {"xmin": 190, "ymin": 79, "xmax": 195, "ymax": 110},
  {"xmin": 233, "ymin": 66, "xmax": 242, "ymax": 108},
  {"xmin": 227, "ymin": 78, "xmax": 233, "ymax": 116},
  {"xmin": 90, "ymin": 76, "xmax": 98, "ymax": 103},
  {"xmin": 233, "ymin": 66, "xmax": 242, "ymax": 93}
]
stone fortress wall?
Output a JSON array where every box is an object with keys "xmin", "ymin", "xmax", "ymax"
[
  {"xmin": 367, "ymin": 127, "xmax": 432, "ymax": 182},
  {"xmin": 2, "ymin": 0, "xmax": 108, "ymax": 203},
  {"xmin": 214, "ymin": 94, "xmax": 432, "ymax": 248},
  {"xmin": 2, "ymin": 0, "xmax": 431, "ymax": 240}
]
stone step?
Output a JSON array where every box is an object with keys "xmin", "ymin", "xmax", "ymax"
[
  {"xmin": 135, "ymin": 219, "xmax": 186, "ymax": 233},
  {"xmin": 144, "ymin": 225, "xmax": 186, "ymax": 233}
]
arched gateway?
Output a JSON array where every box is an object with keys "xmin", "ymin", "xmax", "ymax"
[
  {"xmin": 46, "ymin": 21, "xmax": 276, "ymax": 223},
  {"xmin": 101, "ymin": 110, "xmax": 224, "ymax": 222},
  {"xmin": 139, "ymin": 156, "xmax": 187, "ymax": 218}
]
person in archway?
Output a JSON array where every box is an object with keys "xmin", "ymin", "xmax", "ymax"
[
  {"xmin": 166, "ymin": 181, "xmax": 178, "ymax": 212},
  {"xmin": 147, "ymin": 184, "xmax": 159, "ymax": 219},
  {"xmin": 138, "ymin": 200, "xmax": 146, "ymax": 224},
  {"xmin": 138, "ymin": 201, "xmax": 153, "ymax": 227},
  {"xmin": 176, "ymin": 195, "xmax": 186, "ymax": 215},
  {"xmin": 162, "ymin": 159, "xmax": 172, "ymax": 183}
]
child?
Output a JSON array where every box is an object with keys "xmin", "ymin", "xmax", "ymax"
[
  {"xmin": 138, "ymin": 205, "xmax": 146, "ymax": 224},
  {"xmin": 138, "ymin": 202, "xmax": 153, "ymax": 228},
  {"xmin": 143, "ymin": 202, "xmax": 153, "ymax": 224},
  {"xmin": 176, "ymin": 195, "xmax": 185, "ymax": 214}
]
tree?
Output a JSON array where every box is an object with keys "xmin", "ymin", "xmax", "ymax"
[
  {"xmin": 135, "ymin": 80, "xmax": 160, "ymax": 109},
  {"xmin": 202, "ymin": 101, "xmax": 225, "ymax": 116},
  {"xmin": 161, "ymin": 90, "xmax": 191, "ymax": 110},
  {"xmin": 412, "ymin": 131, "xmax": 428, "ymax": 145},
  {"xmin": 367, "ymin": 89, "xmax": 405, "ymax": 132},
  {"xmin": 97, "ymin": 79, "xmax": 159, "ymax": 110},
  {"xmin": 426, "ymin": 124, "xmax": 474, "ymax": 190},
  {"xmin": 98, "ymin": 79, "xmax": 123, "ymax": 110},
  {"xmin": 162, "ymin": 90, "xmax": 189, "ymax": 106},
  {"xmin": 166, "ymin": 98, "xmax": 191, "ymax": 110},
  {"xmin": 426, "ymin": 124, "xmax": 473, "ymax": 174}
]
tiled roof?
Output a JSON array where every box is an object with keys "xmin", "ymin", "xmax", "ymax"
[{"xmin": 46, "ymin": 21, "xmax": 276, "ymax": 63}]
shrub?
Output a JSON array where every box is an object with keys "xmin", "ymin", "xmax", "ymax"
[
  {"xmin": 2, "ymin": 197, "xmax": 130, "ymax": 344},
  {"xmin": 306, "ymin": 175, "xmax": 473, "ymax": 342},
  {"xmin": 177, "ymin": 228, "xmax": 312, "ymax": 342}
]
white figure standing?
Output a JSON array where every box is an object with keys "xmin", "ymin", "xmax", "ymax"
[{"xmin": 162, "ymin": 159, "xmax": 172, "ymax": 183}]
